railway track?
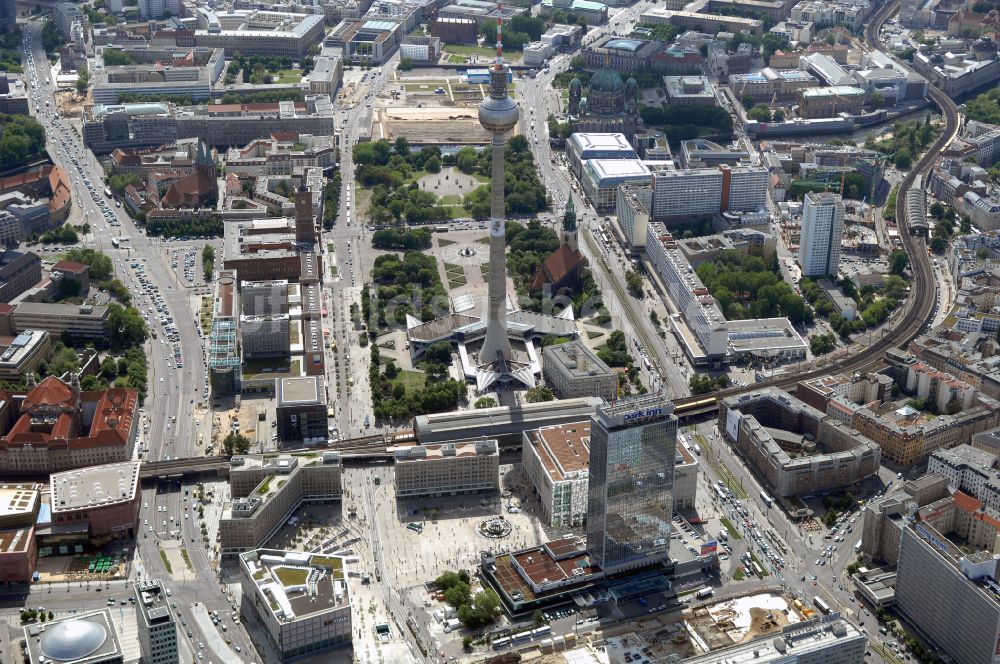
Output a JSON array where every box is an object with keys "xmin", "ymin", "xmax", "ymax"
[{"xmin": 673, "ymin": 0, "xmax": 956, "ymax": 414}]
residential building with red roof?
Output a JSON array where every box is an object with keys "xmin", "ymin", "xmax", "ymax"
[{"xmin": 0, "ymin": 374, "xmax": 138, "ymax": 475}]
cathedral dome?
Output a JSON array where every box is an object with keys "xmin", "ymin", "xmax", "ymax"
[{"xmin": 589, "ymin": 67, "xmax": 625, "ymax": 94}]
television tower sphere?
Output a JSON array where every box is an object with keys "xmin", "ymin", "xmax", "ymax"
[{"xmin": 478, "ymin": 69, "xmax": 519, "ymax": 134}]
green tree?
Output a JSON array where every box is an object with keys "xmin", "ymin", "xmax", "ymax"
[
  {"xmin": 474, "ymin": 396, "xmax": 497, "ymax": 409},
  {"xmin": 424, "ymin": 341, "xmax": 453, "ymax": 365},
  {"xmin": 525, "ymin": 385, "xmax": 555, "ymax": 403},
  {"xmin": 76, "ymin": 68, "xmax": 90, "ymax": 94},
  {"xmin": 894, "ymin": 148, "xmax": 913, "ymax": 169},
  {"xmin": 444, "ymin": 581, "xmax": 471, "ymax": 608},
  {"xmin": 869, "ymin": 91, "xmax": 887, "ymax": 109},
  {"xmin": 222, "ymin": 432, "xmax": 251, "ymax": 456},
  {"xmin": 748, "ymin": 105, "xmax": 773, "ymax": 122},
  {"xmin": 888, "ymin": 249, "xmax": 909, "ymax": 276},
  {"xmin": 625, "ymin": 270, "xmax": 644, "ymax": 298}
]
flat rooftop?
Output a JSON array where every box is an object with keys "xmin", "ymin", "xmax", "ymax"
[
  {"xmin": 50, "ymin": 461, "xmax": 140, "ymax": 513},
  {"xmin": 569, "ymin": 132, "xmax": 635, "ymax": 153},
  {"xmin": 240, "ymin": 549, "xmax": 349, "ymax": 622},
  {"xmin": 527, "ymin": 421, "xmax": 591, "ymax": 482},
  {"xmin": 0, "ymin": 483, "xmax": 39, "ymax": 519},
  {"xmin": 0, "ymin": 526, "xmax": 33, "ymax": 554},
  {"xmin": 394, "ymin": 439, "xmax": 498, "ymax": 462},
  {"xmin": 276, "ymin": 376, "xmax": 325, "ymax": 406},
  {"xmin": 544, "ymin": 340, "xmax": 614, "ymax": 379}
]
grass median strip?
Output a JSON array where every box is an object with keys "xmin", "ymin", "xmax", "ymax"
[
  {"xmin": 159, "ymin": 549, "xmax": 172, "ymax": 574},
  {"xmin": 719, "ymin": 517, "xmax": 742, "ymax": 539},
  {"xmin": 180, "ymin": 548, "xmax": 192, "ymax": 571}
]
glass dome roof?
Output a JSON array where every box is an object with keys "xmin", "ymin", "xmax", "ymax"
[{"xmin": 39, "ymin": 619, "xmax": 108, "ymax": 662}]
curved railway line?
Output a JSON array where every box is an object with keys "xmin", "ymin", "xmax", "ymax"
[
  {"xmin": 670, "ymin": 0, "xmax": 957, "ymax": 417},
  {"xmin": 146, "ymin": 1, "xmax": 959, "ymax": 473}
]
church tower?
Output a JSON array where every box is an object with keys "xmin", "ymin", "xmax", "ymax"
[{"xmin": 561, "ymin": 196, "xmax": 578, "ymax": 252}]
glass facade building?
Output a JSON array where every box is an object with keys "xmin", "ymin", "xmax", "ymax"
[{"xmin": 586, "ymin": 394, "xmax": 677, "ymax": 574}]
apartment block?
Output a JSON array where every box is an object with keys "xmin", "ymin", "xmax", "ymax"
[
  {"xmin": 0, "ymin": 251, "xmax": 41, "ymax": 304},
  {"xmin": 928, "ymin": 443, "xmax": 1000, "ymax": 513},
  {"xmin": 0, "ymin": 330, "xmax": 50, "ymax": 382},
  {"xmin": 719, "ymin": 388, "xmax": 881, "ymax": 498},
  {"xmin": 11, "ymin": 303, "xmax": 109, "ymax": 340},
  {"xmin": 895, "ymin": 520, "xmax": 1000, "ymax": 664},
  {"xmin": 220, "ymin": 453, "xmax": 342, "ymax": 558},
  {"xmin": 860, "ymin": 474, "xmax": 950, "ymax": 565},
  {"xmin": 798, "ymin": 191, "xmax": 845, "ymax": 277},
  {"xmin": 522, "ymin": 422, "xmax": 591, "ymax": 528},
  {"xmin": 393, "ymin": 440, "xmax": 499, "ymax": 498}
]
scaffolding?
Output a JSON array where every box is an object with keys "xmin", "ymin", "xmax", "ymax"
[{"xmin": 209, "ymin": 319, "xmax": 240, "ymax": 395}]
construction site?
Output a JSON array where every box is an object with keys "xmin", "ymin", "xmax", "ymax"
[
  {"xmin": 481, "ymin": 590, "xmax": 820, "ymax": 664},
  {"xmin": 370, "ymin": 70, "xmax": 523, "ymax": 145}
]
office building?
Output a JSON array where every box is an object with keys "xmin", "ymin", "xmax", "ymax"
[
  {"xmin": 798, "ymin": 86, "xmax": 866, "ymax": 118},
  {"xmin": 860, "ymin": 474, "xmax": 950, "ymax": 565},
  {"xmin": 414, "ymin": 396, "xmax": 603, "ymax": 446},
  {"xmin": 683, "ymin": 614, "xmax": 865, "ymax": 664},
  {"xmin": 0, "ymin": 375, "xmax": 138, "ymax": 475},
  {"xmin": 139, "ymin": 0, "xmax": 163, "ymax": 19},
  {"xmin": 895, "ymin": 520, "xmax": 1000, "ymax": 664},
  {"xmin": 134, "ymin": 580, "xmax": 178, "ymax": 664},
  {"xmin": 719, "ymin": 388, "xmax": 881, "ymax": 497},
  {"xmin": 522, "ymin": 422, "xmax": 591, "ymax": 527},
  {"xmin": 0, "ymin": 330, "xmax": 50, "ymax": 381},
  {"xmin": 49, "ymin": 461, "xmax": 141, "ymax": 542},
  {"xmin": 240, "ymin": 549, "xmax": 351, "ymax": 661},
  {"xmin": 927, "ymin": 443, "xmax": 1000, "ymax": 513},
  {"xmin": 23, "ymin": 609, "xmax": 125, "ymax": 664},
  {"xmin": 326, "ymin": 19, "xmax": 401, "ymax": 65},
  {"xmin": 240, "ymin": 314, "xmax": 290, "ymax": 357},
  {"xmin": 912, "ymin": 39, "xmax": 1000, "ymax": 97},
  {"xmin": 308, "ymin": 56, "xmax": 343, "ymax": 100},
  {"xmin": 82, "ymin": 103, "xmax": 178, "ymax": 154},
  {"xmin": 91, "ymin": 47, "xmax": 225, "ymax": 105},
  {"xmin": 0, "ymin": 251, "xmax": 41, "ymax": 304},
  {"xmin": 645, "ymin": 223, "xmax": 807, "ymax": 366},
  {"xmin": 663, "ymin": 75, "xmax": 718, "ymax": 106},
  {"xmin": 220, "ymin": 453, "xmax": 342, "ymax": 557},
  {"xmin": 640, "ymin": 8, "xmax": 763, "ymax": 36},
  {"xmin": 0, "ymin": 0, "xmax": 15, "ymax": 31},
  {"xmin": 275, "ymin": 376, "xmax": 327, "ymax": 444},
  {"xmin": 0, "ymin": 483, "xmax": 40, "ymax": 583},
  {"xmin": 541, "ymin": 0, "xmax": 608, "ymax": 24},
  {"xmin": 192, "ymin": 9, "xmax": 325, "ymax": 58},
  {"xmin": 223, "ymin": 218, "xmax": 321, "ymax": 283},
  {"xmin": 175, "ymin": 96, "xmax": 335, "ymax": 148},
  {"xmin": 566, "ymin": 133, "xmax": 638, "ymax": 177},
  {"xmin": 240, "ymin": 280, "xmax": 288, "ymax": 316},
  {"xmin": 11, "ymin": 302, "xmax": 110, "ymax": 340},
  {"xmin": 581, "ymin": 159, "xmax": 651, "ymax": 212},
  {"xmin": 798, "ymin": 191, "xmax": 845, "ymax": 277},
  {"xmin": 393, "ymin": 440, "xmax": 499, "ymax": 498},
  {"xmin": 542, "ymin": 340, "xmax": 617, "ymax": 402},
  {"xmin": 673, "ymin": 442, "xmax": 698, "ymax": 510},
  {"xmin": 586, "ymin": 394, "xmax": 677, "ymax": 574},
  {"xmin": 54, "ymin": 2, "xmax": 85, "ymax": 40}
]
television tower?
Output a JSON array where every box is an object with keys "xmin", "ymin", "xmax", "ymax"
[{"xmin": 477, "ymin": 5, "xmax": 518, "ymax": 368}]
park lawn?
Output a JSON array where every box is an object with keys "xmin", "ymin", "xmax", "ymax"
[
  {"xmin": 439, "ymin": 194, "xmax": 462, "ymax": 205},
  {"xmin": 391, "ymin": 369, "xmax": 425, "ymax": 394},
  {"xmin": 437, "ymin": 238, "xmax": 456, "ymax": 247},
  {"xmin": 475, "ymin": 236, "xmax": 490, "ymax": 244},
  {"xmin": 444, "ymin": 263, "xmax": 466, "ymax": 289},
  {"xmin": 273, "ymin": 69, "xmax": 302, "ymax": 83},
  {"xmin": 446, "ymin": 54, "xmax": 467, "ymax": 64},
  {"xmin": 480, "ymin": 263, "xmax": 490, "ymax": 280},
  {"xmin": 443, "ymin": 44, "xmax": 497, "ymax": 58}
]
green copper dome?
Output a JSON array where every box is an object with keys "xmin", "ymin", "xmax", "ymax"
[{"xmin": 589, "ymin": 67, "xmax": 625, "ymax": 94}]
